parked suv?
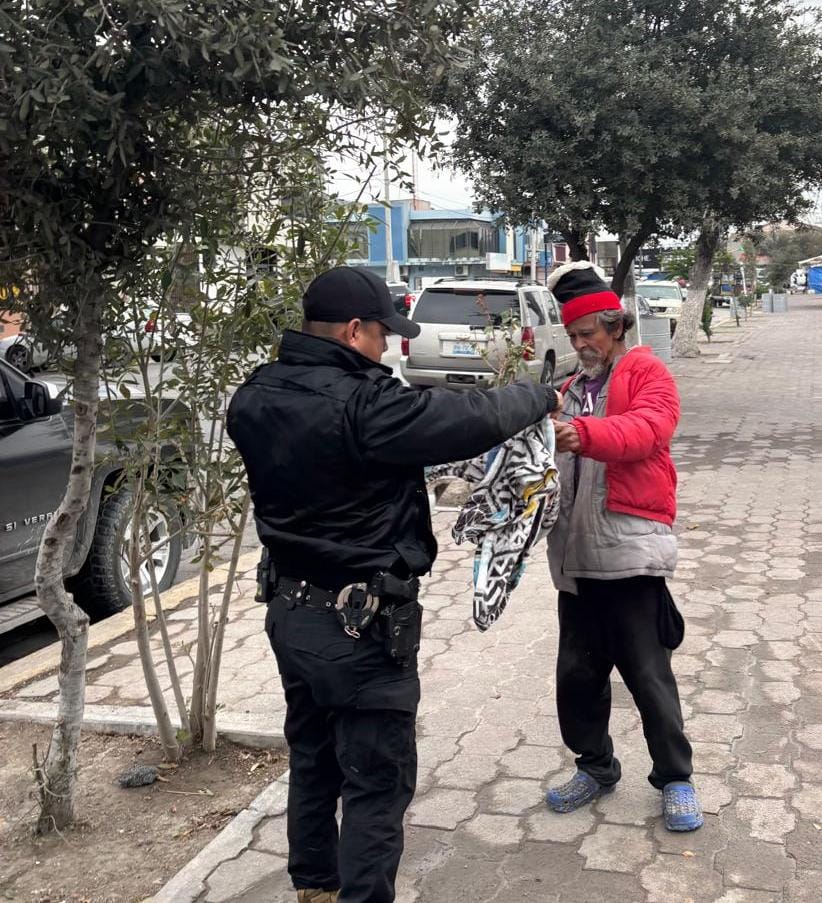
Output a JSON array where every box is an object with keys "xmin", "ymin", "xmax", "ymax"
[
  {"xmin": 386, "ymin": 281, "xmax": 416, "ymax": 319},
  {"xmin": 400, "ymin": 280, "xmax": 577, "ymax": 388},
  {"xmin": 0, "ymin": 358, "xmax": 186, "ymax": 631},
  {"xmin": 635, "ymin": 280, "xmax": 684, "ymax": 335}
]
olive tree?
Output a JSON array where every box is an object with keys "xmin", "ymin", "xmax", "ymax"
[
  {"xmin": 445, "ymin": 0, "xmax": 822, "ymax": 337},
  {"xmin": 0, "ymin": 0, "xmax": 470, "ymax": 832},
  {"xmin": 670, "ymin": 1, "xmax": 822, "ymax": 356}
]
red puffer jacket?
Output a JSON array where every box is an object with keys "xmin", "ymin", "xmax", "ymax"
[{"xmin": 568, "ymin": 347, "xmax": 679, "ymax": 526}]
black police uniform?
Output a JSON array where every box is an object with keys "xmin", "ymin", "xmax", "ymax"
[{"xmin": 227, "ymin": 328, "xmax": 558, "ymax": 902}]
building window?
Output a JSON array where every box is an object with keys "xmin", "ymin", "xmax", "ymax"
[{"xmin": 408, "ymin": 220, "xmax": 499, "ymax": 260}]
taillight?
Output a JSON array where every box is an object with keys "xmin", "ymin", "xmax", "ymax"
[
  {"xmin": 145, "ymin": 318, "xmax": 156, "ymax": 333},
  {"xmin": 404, "ymin": 293, "xmax": 415, "ymax": 310},
  {"xmin": 401, "ymin": 337, "xmax": 409, "ymax": 356},
  {"xmin": 521, "ymin": 326, "xmax": 535, "ymax": 360}
]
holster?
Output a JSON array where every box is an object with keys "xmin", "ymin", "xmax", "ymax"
[
  {"xmin": 372, "ymin": 572, "xmax": 422, "ymax": 668},
  {"xmin": 255, "ymin": 548, "xmax": 277, "ymax": 604}
]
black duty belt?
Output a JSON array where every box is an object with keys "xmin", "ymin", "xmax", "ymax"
[
  {"xmin": 256, "ymin": 551, "xmax": 422, "ymax": 663},
  {"xmin": 277, "ymin": 573, "xmax": 419, "ymax": 640},
  {"xmin": 255, "ymin": 548, "xmax": 419, "ymax": 640},
  {"xmin": 275, "ymin": 576, "xmax": 338, "ymax": 611}
]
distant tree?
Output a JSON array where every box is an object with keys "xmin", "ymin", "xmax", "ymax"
[
  {"xmin": 662, "ymin": 247, "xmax": 736, "ymax": 283},
  {"xmin": 0, "ymin": 0, "xmax": 470, "ymax": 833},
  {"xmin": 444, "ymin": 0, "xmax": 822, "ymax": 346},
  {"xmin": 444, "ymin": 1, "xmax": 730, "ymax": 286},
  {"xmin": 669, "ymin": 1, "xmax": 822, "ymax": 355},
  {"xmin": 761, "ymin": 228, "xmax": 822, "ymax": 288}
]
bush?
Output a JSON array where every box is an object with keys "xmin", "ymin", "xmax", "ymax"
[{"xmin": 700, "ymin": 299, "xmax": 714, "ymax": 340}]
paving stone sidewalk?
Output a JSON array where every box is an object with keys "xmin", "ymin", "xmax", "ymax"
[{"xmin": 5, "ymin": 304, "xmax": 822, "ymax": 902}]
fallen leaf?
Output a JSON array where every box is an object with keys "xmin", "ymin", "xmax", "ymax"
[
  {"xmin": 249, "ymin": 762, "xmax": 264, "ymax": 774},
  {"xmin": 682, "ymin": 850, "xmax": 696, "ymax": 858}
]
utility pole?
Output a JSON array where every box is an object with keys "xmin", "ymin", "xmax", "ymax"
[
  {"xmin": 529, "ymin": 222, "xmax": 538, "ymax": 282},
  {"xmin": 383, "ymin": 137, "xmax": 400, "ymax": 284}
]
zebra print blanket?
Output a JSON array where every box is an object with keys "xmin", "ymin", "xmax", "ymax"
[{"xmin": 425, "ymin": 418, "xmax": 560, "ymax": 631}]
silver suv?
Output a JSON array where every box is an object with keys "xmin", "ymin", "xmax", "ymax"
[{"xmin": 400, "ymin": 280, "xmax": 577, "ymax": 389}]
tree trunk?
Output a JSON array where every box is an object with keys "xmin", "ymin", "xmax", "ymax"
[
  {"xmin": 188, "ymin": 533, "xmax": 212, "ymax": 744},
  {"xmin": 143, "ymin": 516, "xmax": 191, "ymax": 739},
  {"xmin": 33, "ymin": 294, "xmax": 102, "ymax": 834},
  {"xmin": 562, "ymin": 227, "xmax": 590, "ymax": 262},
  {"xmin": 130, "ymin": 504, "xmax": 181, "ymax": 761},
  {"xmin": 611, "ymin": 227, "xmax": 652, "ymax": 298},
  {"xmin": 618, "ymin": 236, "xmax": 641, "ymax": 349},
  {"xmin": 202, "ymin": 493, "xmax": 251, "ymax": 753},
  {"xmin": 672, "ymin": 219, "xmax": 723, "ymax": 358}
]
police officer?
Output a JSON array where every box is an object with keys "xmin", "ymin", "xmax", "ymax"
[{"xmin": 226, "ymin": 267, "xmax": 561, "ymax": 903}]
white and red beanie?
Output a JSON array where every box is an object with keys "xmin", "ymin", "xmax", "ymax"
[{"xmin": 547, "ymin": 261, "xmax": 621, "ymax": 327}]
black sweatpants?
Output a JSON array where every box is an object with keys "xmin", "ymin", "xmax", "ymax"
[
  {"xmin": 264, "ymin": 599, "xmax": 418, "ymax": 903},
  {"xmin": 556, "ymin": 576, "xmax": 693, "ymax": 790}
]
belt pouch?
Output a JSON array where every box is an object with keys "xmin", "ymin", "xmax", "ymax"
[{"xmin": 381, "ymin": 599, "xmax": 422, "ymax": 668}]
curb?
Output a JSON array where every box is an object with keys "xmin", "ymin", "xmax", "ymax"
[
  {"xmin": 0, "ymin": 699, "xmax": 285, "ymax": 749},
  {"xmin": 148, "ymin": 771, "xmax": 291, "ymax": 903},
  {"xmin": 0, "ymin": 550, "xmax": 261, "ymax": 695}
]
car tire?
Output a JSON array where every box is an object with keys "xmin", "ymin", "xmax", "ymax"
[
  {"xmin": 104, "ymin": 337, "xmax": 133, "ymax": 369},
  {"xmin": 67, "ymin": 487, "xmax": 183, "ymax": 619},
  {"xmin": 5, "ymin": 344, "xmax": 31, "ymax": 372},
  {"xmin": 150, "ymin": 347, "xmax": 177, "ymax": 363},
  {"xmin": 670, "ymin": 320, "xmax": 677, "ymax": 338},
  {"xmin": 540, "ymin": 356, "xmax": 556, "ymax": 386}
]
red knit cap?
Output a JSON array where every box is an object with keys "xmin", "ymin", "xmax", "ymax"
[{"xmin": 546, "ymin": 262, "xmax": 622, "ymax": 326}]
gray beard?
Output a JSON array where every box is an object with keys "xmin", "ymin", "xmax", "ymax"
[{"xmin": 579, "ymin": 357, "xmax": 607, "ymax": 379}]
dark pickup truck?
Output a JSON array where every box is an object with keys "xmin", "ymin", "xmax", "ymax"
[{"xmin": 0, "ymin": 358, "xmax": 185, "ymax": 634}]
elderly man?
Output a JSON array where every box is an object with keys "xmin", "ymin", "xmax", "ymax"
[
  {"xmin": 227, "ymin": 267, "xmax": 562, "ymax": 903},
  {"xmin": 543, "ymin": 262, "xmax": 702, "ymax": 833}
]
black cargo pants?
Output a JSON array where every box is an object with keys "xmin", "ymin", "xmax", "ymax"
[
  {"xmin": 264, "ymin": 598, "xmax": 419, "ymax": 903},
  {"xmin": 556, "ymin": 576, "xmax": 693, "ymax": 790}
]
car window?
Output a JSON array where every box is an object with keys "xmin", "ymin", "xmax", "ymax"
[
  {"xmin": 0, "ymin": 362, "xmax": 23, "ymax": 420},
  {"xmin": 0, "ymin": 372, "xmax": 11, "ymax": 420},
  {"xmin": 637, "ymin": 285, "xmax": 681, "ymax": 300},
  {"xmin": 542, "ymin": 291, "xmax": 562, "ymax": 325},
  {"xmin": 412, "ymin": 289, "xmax": 518, "ymax": 325},
  {"xmin": 523, "ymin": 291, "xmax": 546, "ymax": 326}
]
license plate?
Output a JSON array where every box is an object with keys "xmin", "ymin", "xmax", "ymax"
[{"xmin": 448, "ymin": 341, "xmax": 481, "ymax": 356}]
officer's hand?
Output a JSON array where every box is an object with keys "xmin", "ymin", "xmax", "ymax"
[{"xmin": 554, "ymin": 419, "xmax": 581, "ymax": 453}]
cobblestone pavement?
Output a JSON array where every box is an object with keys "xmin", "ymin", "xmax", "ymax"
[{"xmin": 5, "ymin": 304, "xmax": 822, "ymax": 902}]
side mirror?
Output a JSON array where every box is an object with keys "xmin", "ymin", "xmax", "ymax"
[{"xmin": 23, "ymin": 380, "xmax": 63, "ymax": 419}]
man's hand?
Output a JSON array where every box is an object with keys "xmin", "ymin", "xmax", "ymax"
[
  {"xmin": 554, "ymin": 419, "xmax": 581, "ymax": 453},
  {"xmin": 550, "ymin": 389, "xmax": 564, "ymax": 419}
]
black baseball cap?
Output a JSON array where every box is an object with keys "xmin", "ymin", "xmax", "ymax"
[{"xmin": 302, "ymin": 267, "xmax": 420, "ymax": 339}]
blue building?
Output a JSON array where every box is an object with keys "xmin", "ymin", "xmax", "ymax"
[{"xmin": 341, "ymin": 199, "xmax": 524, "ymax": 290}]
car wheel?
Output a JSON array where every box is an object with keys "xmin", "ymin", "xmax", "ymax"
[
  {"xmin": 670, "ymin": 320, "xmax": 677, "ymax": 338},
  {"xmin": 150, "ymin": 347, "xmax": 177, "ymax": 363},
  {"xmin": 67, "ymin": 487, "xmax": 183, "ymax": 619},
  {"xmin": 104, "ymin": 337, "xmax": 133, "ymax": 369},
  {"xmin": 540, "ymin": 356, "xmax": 556, "ymax": 386},
  {"xmin": 5, "ymin": 344, "xmax": 31, "ymax": 372}
]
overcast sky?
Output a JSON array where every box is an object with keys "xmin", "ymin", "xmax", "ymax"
[{"xmin": 328, "ymin": 126, "xmax": 475, "ymax": 212}]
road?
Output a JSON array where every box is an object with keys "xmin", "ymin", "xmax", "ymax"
[{"xmin": 0, "ymin": 337, "xmax": 405, "ymax": 665}]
